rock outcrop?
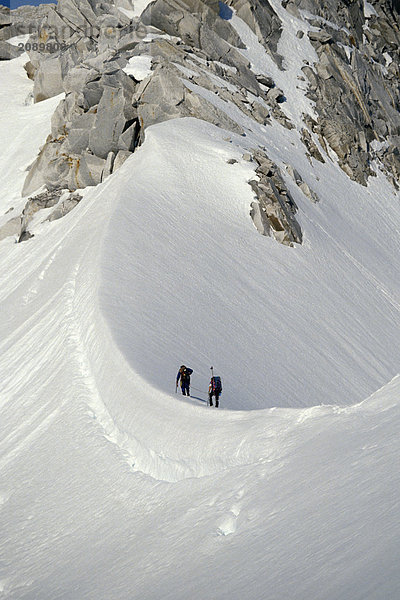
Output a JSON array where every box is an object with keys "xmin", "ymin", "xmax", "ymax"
[
  {"xmin": 3, "ymin": 0, "xmax": 400, "ymax": 243},
  {"xmin": 249, "ymin": 151, "xmax": 302, "ymax": 246}
]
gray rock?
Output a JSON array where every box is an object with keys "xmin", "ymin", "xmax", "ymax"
[
  {"xmin": 230, "ymin": 0, "xmax": 283, "ymax": 66},
  {"xmin": 0, "ymin": 217, "xmax": 21, "ymax": 241},
  {"xmin": 33, "ymin": 54, "xmax": 64, "ymax": 102},
  {"xmin": 308, "ymin": 31, "xmax": 333, "ymax": 45},
  {"xmin": 250, "ymin": 200, "xmax": 270, "ymax": 236},
  {"xmin": 46, "ymin": 192, "xmax": 82, "ymax": 221},
  {"xmin": 255, "ymin": 74, "xmax": 275, "ymax": 88},
  {"xmin": 0, "ymin": 41, "xmax": 22, "ymax": 60},
  {"xmin": 63, "ymin": 65, "xmax": 99, "ymax": 94},
  {"xmin": 251, "ymin": 101, "xmax": 270, "ymax": 124},
  {"xmin": 20, "ymin": 189, "xmax": 63, "ymax": 235},
  {"xmin": 112, "ymin": 150, "xmax": 132, "ymax": 171},
  {"xmin": 101, "ymin": 151, "xmax": 115, "ymax": 180},
  {"xmin": 57, "ymin": 0, "xmax": 98, "ymax": 30},
  {"xmin": 300, "ymin": 128, "xmax": 325, "ymax": 163},
  {"xmin": 267, "ymin": 87, "xmax": 285, "ymax": 103},
  {"xmin": 141, "ymin": 0, "xmax": 245, "ymax": 51},
  {"xmin": 298, "ymin": 180, "xmax": 319, "ymax": 203},
  {"xmin": 18, "ymin": 230, "xmax": 34, "ymax": 243},
  {"xmin": 249, "ymin": 151, "xmax": 302, "ymax": 246},
  {"xmin": 89, "ymin": 84, "xmax": 137, "ymax": 158},
  {"xmin": 118, "ymin": 120, "xmax": 139, "ymax": 152},
  {"xmin": 0, "ymin": 3, "xmax": 54, "ymax": 41},
  {"xmin": 82, "ymin": 80, "xmax": 104, "ymax": 109},
  {"xmin": 67, "ymin": 152, "xmax": 106, "ymax": 189}
]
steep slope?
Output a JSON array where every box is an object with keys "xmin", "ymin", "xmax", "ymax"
[
  {"xmin": 1, "ymin": 1, "xmax": 400, "ymax": 598},
  {"xmin": 100, "ymin": 117, "xmax": 400, "ymax": 409}
]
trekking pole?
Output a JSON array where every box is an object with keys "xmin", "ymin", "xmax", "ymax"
[{"xmin": 208, "ymin": 366, "xmax": 214, "ymax": 407}]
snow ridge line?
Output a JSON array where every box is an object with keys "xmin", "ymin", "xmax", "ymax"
[
  {"xmin": 62, "ymin": 227, "xmax": 207, "ymax": 483},
  {"xmin": 65, "ymin": 248, "xmax": 319, "ymax": 483}
]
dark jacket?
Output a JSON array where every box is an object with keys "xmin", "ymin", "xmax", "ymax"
[{"xmin": 176, "ymin": 367, "xmax": 193, "ymax": 385}]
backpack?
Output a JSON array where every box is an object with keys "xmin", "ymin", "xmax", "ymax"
[{"xmin": 211, "ymin": 376, "xmax": 222, "ymax": 393}]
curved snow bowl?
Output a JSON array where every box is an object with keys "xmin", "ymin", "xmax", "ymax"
[
  {"xmin": 99, "ymin": 118, "xmax": 400, "ymax": 411},
  {"xmin": 2, "ymin": 50, "xmax": 400, "ymax": 600}
]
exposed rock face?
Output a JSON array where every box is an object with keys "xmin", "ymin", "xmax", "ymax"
[
  {"xmin": 249, "ymin": 151, "xmax": 302, "ymax": 246},
  {"xmin": 228, "ymin": 0, "xmax": 283, "ymax": 66},
  {"xmin": 19, "ymin": 189, "xmax": 63, "ymax": 241},
  {"xmin": 17, "ymin": 190, "xmax": 82, "ymax": 241},
  {"xmin": 5, "ymin": 0, "xmax": 400, "ymax": 243},
  {"xmin": 19, "ymin": 0, "xmax": 283, "ymax": 198},
  {"xmin": 46, "ymin": 192, "xmax": 82, "ymax": 222},
  {"xmin": 0, "ymin": 40, "xmax": 21, "ymax": 60},
  {"xmin": 0, "ymin": 4, "xmax": 55, "ymax": 41},
  {"xmin": 286, "ymin": 0, "xmax": 400, "ymax": 186}
]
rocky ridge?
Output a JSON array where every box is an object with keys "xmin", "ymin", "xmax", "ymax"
[{"xmin": 1, "ymin": 0, "xmax": 400, "ymax": 245}]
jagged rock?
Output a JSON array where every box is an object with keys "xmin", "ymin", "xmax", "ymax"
[
  {"xmin": 22, "ymin": 141, "xmax": 60, "ymax": 196},
  {"xmin": 89, "ymin": 76, "xmax": 137, "ymax": 158},
  {"xmin": 141, "ymin": 0, "xmax": 245, "ymax": 50},
  {"xmin": 0, "ymin": 4, "xmax": 54, "ymax": 41},
  {"xmin": 134, "ymin": 63, "xmax": 245, "ymax": 135},
  {"xmin": 33, "ymin": 54, "xmax": 63, "ymax": 102},
  {"xmin": 18, "ymin": 231, "xmax": 34, "ymax": 243},
  {"xmin": 17, "ymin": 0, "xmax": 400, "ymax": 237},
  {"xmin": 286, "ymin": 165, "xmax": 320, "ymax": 203},
  {"xmin": 293, "ymin": 0, "xmax": 400, "ymax": 185},
  {"xmin": 23, "ymin": 139, "xmax": 72, "ymax": 194},
  {"xmin": 67, "ymin": 152, "xmax": 106, "ymax": 189},
  {"xmin": 376, "ymin": 144, "xmax": 400, "ymax": 188},
  {"xmin": 183, "ymin": 86, "xmax": 245, "ymax": 134},
  {"xmin": 0, "ymin": 41, "xmax": 21, "ymax": 60},
  {"xmin": 57, "ymin": 0, "xmax": 98, "ymax": 31},
  {"xmin": 46, "ymin": 192, "xmax": 82, "ymax": 221},
  {"xmin": 300, "ymin": 128, "xmax": 325, "ymax": 163},
  {"xmin": 267, "ymin": 87, "xmax": 285, "ymax": 103},
  {"xmin": 20, "ymin": 189, "xmax": 63, "ymax": 238},
  {"xmin": 118, "ymin": 120, "xmax": 139, "ymax": 152},
  {"xmin": 308, "ymin": 31, "xmax": 333, "ymax": 45},
  {"xmin": 229, "ymin": 0, "xmax": 283, "ymax": 66},
  {"xmin": 250, "ymin": 200, "xmax": 270, "ymax": 236},
  {"xmin": 250, "ymin": 101, "xmax": 270, "ymax": 125},
  {"xmin": 249, "ymin": 178, "xmax": 302, "ymax": 245},
  {"xmin": 255, "ymin": 74, "xmax": 274, "ymax": 88},
  {"xmin": 113, "ymin": 150, "xmax": 131, "ymax": 171},
  {"xmin": 101, "ymin": 151, "xmax": 115, "ymax": 180},
  {"xmin": 82, "ymin": 79, "xmax": 104, "ymax": 109},
  {"xmin": 24, "ymin": 61, "xmax": 36, "ymax": 80},
  {"xmin": 64, "ymin": 109, "xmax": 97, "ymax": 154},
  {"xmin": 63, "ymin": 65, "xmax": 99, "ymax": 94},
  {"xmin": 249, "ymin": 151, "xmax": 302, "ymax": 246}
]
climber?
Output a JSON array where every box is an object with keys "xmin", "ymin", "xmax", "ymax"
[
  {"xmin": 176, "ymin": 365, "xmax": 193, "ymax": 396},
  {"xmin": 208, "ymin": 375, "xmax": 222, "ymax": 407}
]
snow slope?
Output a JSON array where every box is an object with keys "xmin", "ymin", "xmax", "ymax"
[
  {"xmin": 100, "ymin": 118, "xmax": 400, "ymax": 410},
  {"xmin": 1, "ymin": 20, "xmax": 400, "ymax": 600}
]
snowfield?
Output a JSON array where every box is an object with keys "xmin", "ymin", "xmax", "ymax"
[{"xmin": 1, "ymin": 28, "xmax": 400, "ymax": 600}]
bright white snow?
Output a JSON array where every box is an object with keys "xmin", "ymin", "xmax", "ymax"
[
  {"xmin": 1, "ymin": 12, "xmax": 400, "ymax": 600},
  {"xmin": 123, "ymin": 54, "xmax": 153, "ymax": 80}
]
